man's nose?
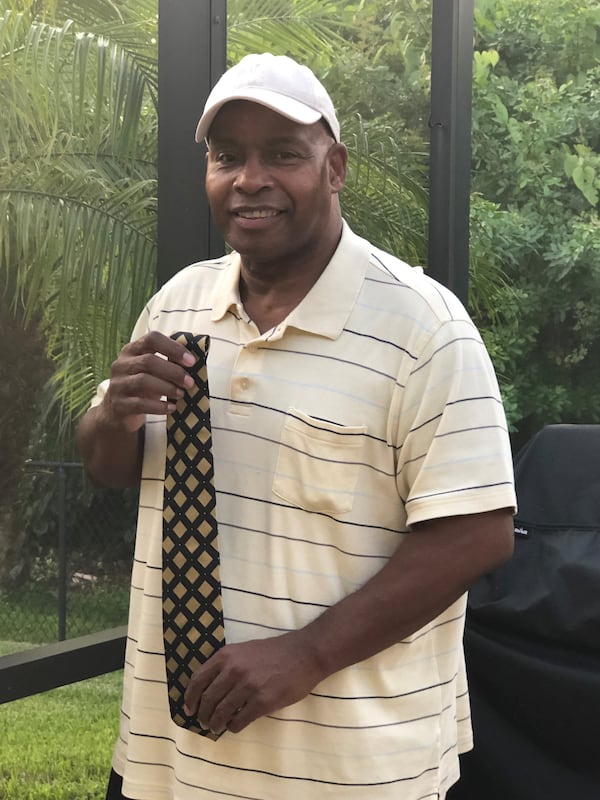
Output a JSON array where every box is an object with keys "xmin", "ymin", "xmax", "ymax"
[{"xmin": 233, "ymin": 155, "xmax": 272, "ymax": 193}]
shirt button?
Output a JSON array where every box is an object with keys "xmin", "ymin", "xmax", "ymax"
[{"xmin": 240, "ymin": 377, "xmax": 249, "ymax": 391}]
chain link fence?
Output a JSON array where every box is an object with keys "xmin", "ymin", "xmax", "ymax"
[{"xmin": 0, "ymin": 463, "xmax": 138, "ymax": 652}]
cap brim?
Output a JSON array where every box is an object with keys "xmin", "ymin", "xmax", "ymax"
[{"xmin": 195, "ymin": 88, "xmax": 323, "ymax": 142}]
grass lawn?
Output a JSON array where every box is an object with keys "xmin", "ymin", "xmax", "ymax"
[
  {"xmin": 0, "ymin": 659, "xmax": 122, "ymax": 799},
  {"xmin": 0, "ymin": 581, "xmax": 129, "ymax": 798}
]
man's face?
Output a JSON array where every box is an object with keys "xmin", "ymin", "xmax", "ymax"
[{"xmin": 205, "ymin": 101, "xmax": 346, "ymax": 270}]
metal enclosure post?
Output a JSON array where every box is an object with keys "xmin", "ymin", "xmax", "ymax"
[
  {"xmin": 57, "ymin": 465, "xmax": 67, "ymax": 641},
  {"xmin": 157, "ymin": 0, "xmax": 227, "ymax": 288},
  {"xmin": 428, "ymin": 0, "xmax": 474, "ymax": 305}
]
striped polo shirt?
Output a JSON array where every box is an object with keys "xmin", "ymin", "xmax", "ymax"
[{"xmin": 94, "ymin": 222, "xmax": 516, "ymax": 800}]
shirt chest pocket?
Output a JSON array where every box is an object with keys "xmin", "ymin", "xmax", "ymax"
[{"xmin": 272, "ymin": 408, "xmax": 368, "ymax": 514}]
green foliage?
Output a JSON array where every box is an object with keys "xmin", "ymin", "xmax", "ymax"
[
  {"xmin": 16, "ymin": 464, "xmax": 137, "ymax": 577},
  {"xmin": 341, "ymin": 115, "xmax": 428, "ymax": 265},
  {"xmin": 227, "ymin": 0, "xmax": 350, "ymax": 63},
  {"xmin": 0, "ymin": 0, "xmax": 158, "ymax": 580},
  {"xmin": 0, "ymin": 0, "xmax": 158, "ymax": 440},
  {"xmin": 328, "ymin": 0, "xmax": 432, "ymax": 135},
  {"xmin": 564, "ymin": 144, "xmax": 600, "ymax": 207},
  {"xmin": 475, "ymin": 0, "xmax": 600, "ymax": 85},
  {"xmin": 471, "ymin": 0, "xmax": 600, "ymax": 445}
]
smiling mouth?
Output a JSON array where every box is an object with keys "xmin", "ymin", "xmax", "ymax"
[{"xmin": 235, "ymin": 209, "xmax": 282, "ymax": 219}]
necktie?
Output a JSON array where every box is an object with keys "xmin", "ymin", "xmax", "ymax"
[{"xmin": 162, "ymin": 332, "xmax": 225, "ymax": 739}]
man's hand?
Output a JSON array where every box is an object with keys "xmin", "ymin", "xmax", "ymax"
[
  {"xmin": 77, "ymin": 331, "xmax": 197, "ymax": 487},
  {"xmin": 183, "ymin": 633, "xmax": 325, "ymax": 736},
  {"xmin": 101, "ymin": 331, "xmax": 196, "ymax": 433}
]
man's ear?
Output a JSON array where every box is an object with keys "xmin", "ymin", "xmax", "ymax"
[{"xmin": 328, "ymin": 143, "xmax": 348, "ymax": 194}]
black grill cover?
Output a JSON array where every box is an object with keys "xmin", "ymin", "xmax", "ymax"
[{"xmin": 448, "ymin": 425, "xmax": 600, "ymax": 800}]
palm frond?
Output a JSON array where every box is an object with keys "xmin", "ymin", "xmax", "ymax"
[
  {"xmin": 1, "ymin": 191, "xmax": 156, "ymax": 424},
  {"xmin": 0, "ymin": 6, "xmax": 157, "ymax": 430},
  {"xmin": 56, "ymin": 0, "xmax": 158, "ymax": 92},
  {"xmin": 341, "ymin": 116, "xmax": 429, "ymax": 264},
  {"xmin": 228, "ymin": 0, "xmax": 350, "ymax": 63},
  {"xmin": 0, "ymin": 10, "xmax": 157, "ymax": 165}
]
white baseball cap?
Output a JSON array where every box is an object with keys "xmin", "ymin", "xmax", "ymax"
[{"xmin": 195, "ymin": 53, "xmax": 340, "ymax": 143}]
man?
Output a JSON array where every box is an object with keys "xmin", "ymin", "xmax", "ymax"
[{"xmin": 78, "ymin": 53, "xmax": 516, "ymax": 800}]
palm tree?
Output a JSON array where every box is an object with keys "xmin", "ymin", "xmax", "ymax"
[
  {"xmin": 0, "ymin": 0, "xmax": 158, "ymax": 432},
  {"xmin": 0, "ymin": 0, "xmax": 158, "ymax": 580}
]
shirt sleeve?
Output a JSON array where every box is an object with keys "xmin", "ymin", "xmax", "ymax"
[{"xmin": 395, "ymin": 316, "xmax": 516, "ymax": 527}]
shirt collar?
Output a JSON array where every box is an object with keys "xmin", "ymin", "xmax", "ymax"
[
  {"xmin": 210, "ymin": 251, "xmax": 246, "ymax": 323},
  {"xmin": 209, "ymin": 221, "xmax": 371, "ymax": 340}
]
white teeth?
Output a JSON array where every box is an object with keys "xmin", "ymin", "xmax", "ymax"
[{"xmin": 237, "ymin": 209, "xmax": 279, "ymax": 219}]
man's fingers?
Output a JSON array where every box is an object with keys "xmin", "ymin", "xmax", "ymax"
[
  {"xmin": 194, "ymin": 671, "xmax": 235, "ymax": 730},
  {"xmin": 201, "ymin": 689, "xmax": 248, "ymax": 736},
  {"xmin": 128, "ymin": 331, "xmax": 196, "ymax": 368},
  {"xmin": 226, "ymin": 703, "xmax": 253, "ymax": 734},
  {"xmin": 183, "ymin": 656, "xmax": 249, "ymax": 735},
  {"xmin": 113, "ymin": 394, "xmax": 177, "ymax": 420},
  {"xmin": 120, "ymin": 368, "xmax": 188, "ymax": 402},
  {"xmin": 183, "ymin": 662, "xmax": 220, "ymax": 717},
  {"xmin": 114, "ymin": 348, "xmax": 193, "ymax": 392},
  {"xmin": 105, "ymin": 331, "xmax": 199, "ymax": 429}
]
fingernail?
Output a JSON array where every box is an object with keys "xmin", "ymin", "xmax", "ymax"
[
  {"xmin": 182, "ymin": 352, "xmax": 195, "ymax": 366},
  {"xmin": 183, "ymin": 375, "xmax": 194, "ymax": 389}
]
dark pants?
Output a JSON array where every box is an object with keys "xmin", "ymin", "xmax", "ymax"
[{"xmin": 105, "ymin": 768, "xmax": 129, "ymax": 800}]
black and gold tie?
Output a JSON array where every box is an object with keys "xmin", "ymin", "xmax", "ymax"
[{"xmin": 162, "ymin": 332, "xmax": 225, "ymax": 739}]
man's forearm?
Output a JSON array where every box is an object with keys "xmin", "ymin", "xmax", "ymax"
[
  {"xmin": 296, "ymin": 508, "xmax": 515, "ymax": 680},
  {"xmin": 77, "ymin": 403, "xmax": 144, "ymax": 489}
]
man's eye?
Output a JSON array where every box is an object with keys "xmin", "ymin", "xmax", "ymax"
[
  {"xmin": 215, "ymin": 152, "xmax": 236, "ymax": 164},
  {"xmin": 274, "ymin": 151, "xmax": 300, "ymax": 161}
]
